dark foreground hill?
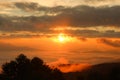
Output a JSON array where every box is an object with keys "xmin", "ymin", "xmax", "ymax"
[{"xmin": 64, "ymin": 62, "xmax": 120, "ymax": 80}]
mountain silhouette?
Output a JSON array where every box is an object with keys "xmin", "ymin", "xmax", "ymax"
[{"xmin": 64, "ymin": 62, "xmax": 120, "ymax": 80}]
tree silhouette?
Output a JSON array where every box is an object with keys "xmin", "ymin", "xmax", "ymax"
[{"xmin": 0, "ymin": 54, "xmax": 65, "ymax": 80}]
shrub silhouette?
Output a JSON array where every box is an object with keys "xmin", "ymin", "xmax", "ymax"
[{"xmin": 0, "ymin": 54, "xmax": 65, "ymax": 80}]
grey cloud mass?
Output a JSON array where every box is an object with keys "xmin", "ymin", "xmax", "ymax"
[
  {"xmin": 14, "ymin": 2, "xmax": 39, "ymax": 11},
  {"xmin": 1, "ymin": 2, "xmax": 120, "ymax": 38},
  {"xmin": 1, "ymin": 3, "xmax": 120, "ymax": 27}
]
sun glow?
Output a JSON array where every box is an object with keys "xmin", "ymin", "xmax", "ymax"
[
  {"xmin": 58, "ymin": 33, "xmax": 66, "ymax": 42},
  {"xmin": 52, "ymin": 33, "xmax": 73, "ymax": 43}
]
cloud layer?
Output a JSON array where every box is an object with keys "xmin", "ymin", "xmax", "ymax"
[
  {"xmin": 99, "ymin": 38, "xmax": 120, "ymax": 47},
  {"xmin": 0, "ymin": 0, "xmax": 120, "ymax": 7},
  {"xmin": 0, "ymin": 2, "xmax": 120, "ymax": 38},
  {"xmin": 0, "ymin": 42, "xmax": 37, "ymax": 52},
  {"xmin": 1, "ymin": 3, "xmax": 120, "ymax": 27}
]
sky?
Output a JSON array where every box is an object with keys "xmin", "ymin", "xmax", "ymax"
[{"xmin": 0, "ymin": 0, "xmax": 120, "ymax": 68}]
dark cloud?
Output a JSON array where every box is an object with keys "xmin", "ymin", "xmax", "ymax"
[
  {"xmin": 68, "ymin": 29, "xmax": 120, "ymax": 38},
  {"xmin": 62, "ymin": 5, "xmax": 120, "ymax": 27},
  {"xmin": 1, "ymin": 4, "xmax": 120, "ymax": 27},
  {"xmin": 0, "ymin": 16, "xmax": 52, "ymax": 32},
  {"xmin": 20, "ymin": 5, "xmax": 120, "ymax": 27},
  {"xmin": 14, "ymin": 2, "xmax": 67, "ymax": 13},
  {"xmin": 1, "ymin": 3, "xmax": 120, "ymax": 38},
  {"xmin": 0, "ymin": 42, "xmax": 37, "ymax": 52},
  {"xmin": 1, "ymin": 27, "xmax": 120, "ymax": 38},
  {"xmin": 99, "ymin": 38, "xmax": 120, "ymax": 47},
  {"xmin": 12, "ymin": 3, "xmax": 120, "ymax": 27}
]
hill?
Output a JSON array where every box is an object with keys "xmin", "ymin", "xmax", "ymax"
[{"xmin": 64, "ymin": 62, "xmax": 120, "ymax": 80}]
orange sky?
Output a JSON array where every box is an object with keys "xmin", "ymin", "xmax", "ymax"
[
  {"xmin": 0, "ymin": 0, "xmax": 120, "ymax": 69},
  {"xmin": 0, "ymin": 37, "xmax": 120, "ymax": 66}
]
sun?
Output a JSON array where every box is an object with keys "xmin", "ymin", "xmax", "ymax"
[
  {"xmin": 58, "ymin": 33, "xmax": 66, "ymax": 42},
  {"xmin": 52, "ymin": 33, "xmax": 73, "ymax": 43}
]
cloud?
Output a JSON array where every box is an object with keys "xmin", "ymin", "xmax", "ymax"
[
  {"xmin": 1, "ymin": 3, "xmax": 120, "ymax": 38},
  {"xmin": 48, "ymin": 58, "xmax": 90, "ymax": 73},
  {"xmin": 64, "ymin": 5, "xmax": 120, "ymax": 27},
  {"xmin": 69, "ymin": 29, "xmax": 120, "ymax": 38},
  {"xmin": 0, "ymin": 42, "xmax": 37, "ymax": 52},
  {"xmin": 56, "ymin": 64, "xmax": 90, "ymax": 73},
  {"xmin": 1, "ymin": 0, "xmax": 119, "ymax": 7},
  {"xmin": 1, "ymin": 5, "xmax": 120, "ymax": 27},
  {"xmin": 48, "ymin": 58, "xmax": 69, "ymax": 66},
  {"xmin": 99, "ymin": 38, "xmax": 120, "ymax": 47},
  {"xmin": 14, "ymin": 2, "xmax": 39, "ymax": 11}
]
